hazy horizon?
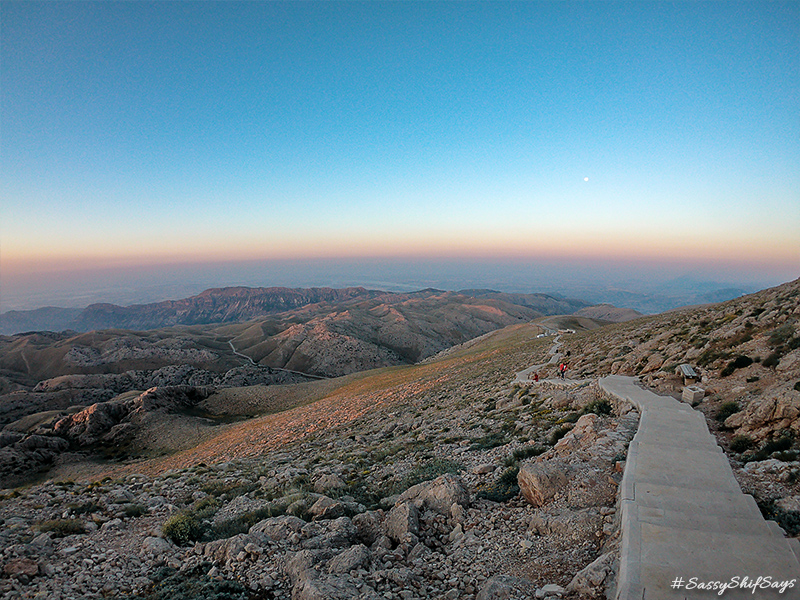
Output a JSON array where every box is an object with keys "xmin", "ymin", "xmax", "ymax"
[
  {"xmin": 1, "ymin": 255, "xmax": 795, "ymax": 316},
  {"xmin": 2, "ymin": 2, "xmax": 798, "ymax": 313}
]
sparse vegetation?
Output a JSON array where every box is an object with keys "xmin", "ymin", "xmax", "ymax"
[
  {"xmin": 549, "ymin": 425, "xmax": 573, "ymax": 445},
  {"xmin": 729, "ymin": 435, "xmax": 754, "ymax": 453},
  {"xmin": 476, "ymin": 466, "xmax": 520, "ymax": 503},
  {"xmin": 720, "ymin": 355, "xmax": 753, "ymax": 377},
  {"xmin": 37, "ymin": 518, "xmax": 86, "ymax": 537},
  {"xmin": 581, "ymin": 398, "xmax": 613, "ymax": 416},
  {"xmin": 715, "ymin": 401, "xmax": 740, "ymax": 422},
  {"xmin": 130, "ymin": 563, "xmax": 248, "ymax": 600},
  {"xmin": 163, "ymin": 513, "xmax": 203, "ymax": 546}
]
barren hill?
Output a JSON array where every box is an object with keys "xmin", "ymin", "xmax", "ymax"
[{"xmin": 0, "ymin": 286, "xmax": 603, "ymax": 336}]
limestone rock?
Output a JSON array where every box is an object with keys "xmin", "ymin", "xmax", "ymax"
[
  {"xmin": 286, "ymin": 548, "xmax": 334, "ymax": 585},
  {"xmin": 352, "ymin": 510, "xmax": 385, "ymax": 546},
  {"xmin": 518, "ymin": 460, "xmax": 572, "ymax": 507},
  {"xmin": 553, "ymin": 414, "xmax": 600, "ymax": 455},
  {"xmin": 567, "ymin": 551, "xmax": 616, "ymax": 597},
  {"xmin": 529, "ymin": 509, "xmax": 602, "ymax": 541},
  {"xmin": 140, "ymin": 537, "xmax": 172, "ymax": 556},
  {"xmin": 395, "ymin": 473, "xmax": 470, "ymax": 515},
  {"xmin": 293, "ymin": 574, "xmax": 381, "ymax": 600},
  {"xmin": 250, "ymin": 514, "xmax": 305, "ymax": 542},
  {"xmin": 327, "ymin": 543, "xmax": 370, "ymax": 574},
  {"xmin": 309, "ymin": 496, "xmax": 346, "ymax": 521},
  {"xmin": 725, "ymin": 390, "xmax": 800, "ymax": 438},
  {"xmin": 314, "ymin": 473, "xmax": 346, "ymax": 494},
  {"xmin": 3, "ymin": 557, "xmax": 39, "ymax": 578},
  {"xmin": 384, "ymin": 501, "xmax": 420, "ymax": 543},
  {"xmin": 477, "ymin": 574, "xmax": 523, "ymax": 600}
]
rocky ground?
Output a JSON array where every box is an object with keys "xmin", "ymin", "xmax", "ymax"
[
  {"xmin": 1, "ymin": 371, "xmax": 637, "ymax": 600},
  {"xmin": 1, "ymin": 277, "xmax": 798, "ymax": 600}
]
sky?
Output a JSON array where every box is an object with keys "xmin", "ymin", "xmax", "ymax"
[{"xmin": 1, "ymin": 1, "xmax": 798, "ymax": 311}]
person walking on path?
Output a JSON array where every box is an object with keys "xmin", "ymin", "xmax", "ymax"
[{"xmin": 559, "ymin": 363, "xmax": 567, "ymax": 379}]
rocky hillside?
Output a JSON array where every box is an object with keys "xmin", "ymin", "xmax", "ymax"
[
  {"xmin": 1, "ymin": 286, "xmax": 595, "ymax": 335},
  {"xmin": 227, "ymin": 292, "xmax": 545, "ymax": 377},
  {"xmin": 0, "ymin": 321, "xmax": 637, "ymax": 600},
  {"xmin": 0, "ymin": 278, "xmax": 797, "ymax": 600},
  {"xmin": 573, "ymin": 304, "xmax": 642, "ymax": 323}
]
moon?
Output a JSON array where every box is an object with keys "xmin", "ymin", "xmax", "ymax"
[{"xmin": 584, "ymin": 177, "xmax": 589, "ymax": 182}]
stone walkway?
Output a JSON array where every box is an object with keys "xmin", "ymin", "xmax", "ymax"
[
  {"xmin": 600, "ymin": 375, "xmax": 800, "ymax": 600},
  {"xmin": 513, "ymin": 333, "xmax": 582, "ymax": 386}
]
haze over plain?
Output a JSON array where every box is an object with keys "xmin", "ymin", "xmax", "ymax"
[{"xmin": 1, "ymin": 1, "xmax": 798, "ymax": 311}]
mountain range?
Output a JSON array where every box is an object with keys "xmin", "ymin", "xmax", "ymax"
[{"xmin": 0, "ymin": 286, "xmax": 607, "ymax": 336}]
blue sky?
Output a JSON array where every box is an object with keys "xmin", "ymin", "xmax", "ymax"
[{"xmin": 1, "ymin": 1, "xmax": 798, "ymax": 310}]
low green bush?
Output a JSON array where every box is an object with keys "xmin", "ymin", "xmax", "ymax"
[
  {"xmin": 123, "ymin": 504, "xmax": 148, "ymax": 518},
  {"xmin": 476, "ymin": 466, "xmax": 519, "ymax": 503},
  {"xmin": 395, "ymin": 457, "xmax": 464, "ymax": 493},
  {"xmin": 729, "ymin": 435, "xmax": 754, "ymax": 453},
  {"xmin": 582, "ymin": 398, "xmax": 612, "ymax": 416},
  {"xmin": 758, "ymin": 499, "xmax": 800, "ymax": 537},
  {"xmin": 548, "ymin": 425, "xmax": 572, "ymax": 445},
  {"xmin": 130, "ymin": 563, "xmax": 248, "ymax": 600},
  {"xmin": 721, "ymin": 355, "xmax": 753, "ymax": 377},
  {"xmin": 716, "ymin": 401, "xmax": 740, "ymax": 422},
  {"xmin": 163, "ymin": 513, "xmax": 203, "ymax": 546}
]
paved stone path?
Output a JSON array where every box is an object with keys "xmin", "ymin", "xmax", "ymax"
[
  {"xmin": 600, "ymin": 375, "xmax": 800, "ymax": 600},
  {"xmin": 514, "ymin": 333, "xmax": 582, "ymax": 386}
]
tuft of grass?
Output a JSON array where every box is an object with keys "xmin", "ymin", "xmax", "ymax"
[
  {"xmin": 757, "ymin": 499, "xmax": 800, "ymax": 537},
  {"xmin": 504, "ymin": 445, "xmax": 546, "ymax": 467},
  {"xmin": 716, "ymin": 401, "xmax": 740, "ymax": 422},
  {"xmin": 730, "ymin": 435, "xmax": 754, "ymax": 453},
  {"xmin": 469, "ymin": 432, "xmax": 509, "ymax": 451},
  {"xmin": 123, "ymin": 504, "xmax": 148, "ymax": 518},
  {"xmin": 37, "ymin": 518, "xmax": 85, "ymax": 537},
  {"xmin": 548, "ymin": 425, "xmax": 572, "ymax": 445},
  {"xmin": 394, "ymin": 457, "xmax": 463, "ymax": 493},
  {"xmin": 582, "ymin": 398, "xmax": 612, "ymax": 416},
  {"xmin": 66, "ymin": 501, "xmax": 102, "ymax": 515},
  {"xmin": 476, "ymin": 466, "xmax": 520, "ymax": 503}
]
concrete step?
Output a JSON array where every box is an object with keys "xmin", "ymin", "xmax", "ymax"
[
  {"xmin": 627, "ymin": 442, "xmax": 742, "ymax": 493},
  {"xmin": 628, "ymin": 502, "xmax": 775, "ymax": 536},
  {"xmin": 632, "ymin": 482, "xmax": 764, "ymax": 521}
]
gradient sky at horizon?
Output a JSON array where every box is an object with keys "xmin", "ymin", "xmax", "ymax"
[{"xmin": 1, "ymin": 1, "xmax": 798, "ymax": 309}]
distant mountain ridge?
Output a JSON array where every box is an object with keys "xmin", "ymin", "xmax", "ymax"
[
  {"xmin": 0, "ymin": 287, "xmax": 381, "ymax": 335},
  {"xmin": 0, "ymin": 286, "xmax": 597, "ymax": 335}
]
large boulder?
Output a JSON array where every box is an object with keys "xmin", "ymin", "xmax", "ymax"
[
  {"xmin": 553, "ymin": 414, "xmax": 601, "ymax": 456},
  {"xmin": 293, "ymin": 574, "xmax": 381, "ymax": 600},
  {"xmin": 529, "ymin": 508, "xmax": 602, "ymax": 541},
  {"xmin": 327, "ymin": 544, "xmax": 371, "ymax": 574},
  {"xmin": 476, "ymin": 575, "xmax": 525, "ymax": 600},
  {"xmin": 518, "ymin": 459, "xmax": 572, "ymax": 507},
  {"xmin": 384, "ymin": 502, "xmax": 420, "ymax": 544},
  {"xmin": 395, "ymin": 473, "xmax": 470, "ymax": 515},
  {"xmin": 309, "ymin": 496, "xmax": 346, "ymax": 521},
  {"xmin": 250, "ymin": 515, "xmax": 305, "ymax": 542},
  {"xmin": 352, "ymin": 510, "xmax": 385, "ymax": 546},
  {"xmin": 725, "ymin": 389, "xmax": 800, "ymax": 438}
]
